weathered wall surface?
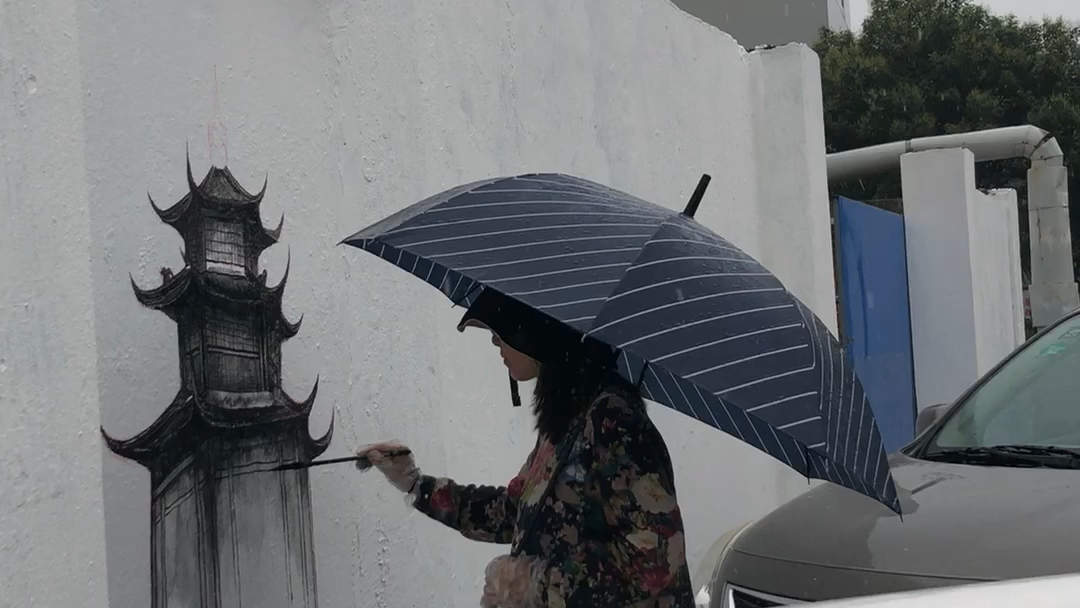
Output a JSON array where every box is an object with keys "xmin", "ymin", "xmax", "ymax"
[
  {"xmin": 0, "ymin": 0, "xmax": 111, "ymax": 606},
  {"xmin": 0, "ymin": 0, "xmax": 836, "ymax": 606}
]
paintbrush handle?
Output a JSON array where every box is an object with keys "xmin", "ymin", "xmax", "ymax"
[{"xmin": 272, "ymin": 448, "xmax": 412, "ymax": 471}]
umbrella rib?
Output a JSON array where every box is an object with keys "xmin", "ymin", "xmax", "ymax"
[
  {"xmin": 425, "ymin": 196, "xmax": 668, "ymax": 212},
  {"xmin": 834, "ymin": 352, "xmax": 846, "ymax": 462},
  {"xmin": 384, "ymin": 211, "xmax": 665, "ymax": 236},
  {"xmin": 484, "ymin": 262, "xmax": 632, "ymax": 285},
  {"xmin": 399, "ymin": 223, "xmax": 657, "ymax": 249},
  {"xmin": 646, "ymin": 237, "xmax": 749, "ymax": 258},
  {"xmin": 684, "ymin": 344, "xmax": 808, "ymax": 379},
  {"xmin": 765, "ymin": 423, "xmax": 793, "ymax": 470},
  {"xmin": 590, "ymin": 287, "xmax": 785, "ymax": 336},
  {"xmin": 624, "ymin": 255, "xmax": 756, "ymax": 271},
  {"xmin": 514, "ymin": 278, "xmax": 622, "ymax": 297},
  {"xmin": 748, "ymin": 391, "xmax": 818, "ymax": 414},
  {"xmin": 716, "ymin": 364, "xmax": 816, "ymax": 397},
  {"xmin": 604, "ymin": 272, "xmax": 775, "ymax": 304},
  {"xmin": 511, "ymin": 176, "xmax": 631, "ymax": 198},
  {"xmin": 862, "ymin": 396, "xmax": 874, "ymax": 481},
  {"xmin": 777, "ymin": 414, "xmax": 820, "ymax": 429},
  {"xmin": 854, "ymin": 393, "xmax": 866, "ymax": 471},
  {"xmin": 455, "ymin": 247, "xmax": 642, "ymax": 272},
  {"xmin": 672, "ymin": 218, "xmax": 724, "ymax": 242},
  {"xmin": 535, "ymin": 296, "xmax": 609, "ymax": 310},
  {"xmin": 427, "ymin": 233, "xmax": 654, "ymax": 261},
  {"xmin": 651, "ymin": 323, "xmax": 802, "ymax": 363},
  {"xmin": 671, "ymin": 370, "xmax": 702, "ymax": 421},
  {"xmin": 844, "ymin": 377, "xmax": 858, "ymax": 469},
  {"xmin": 689, "ymin": 383, "xmax": 727, "ymax": 435},
  {"xmin": 645, "ymin": 365, "xmax": 677, "ymax": 414},
  {"xmin": 619, "ymin": 304, "xmax": 792, "ymax": 348}
]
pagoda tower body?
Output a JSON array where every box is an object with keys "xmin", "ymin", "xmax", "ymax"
[{"xmin": 103, "ymin": 158, "xmax": 332, "ymax": 608}]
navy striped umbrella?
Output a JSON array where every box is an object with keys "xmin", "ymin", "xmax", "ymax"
[{"xmin": 343, "ymin": 173, "xmax": 900, "ymax": 514}]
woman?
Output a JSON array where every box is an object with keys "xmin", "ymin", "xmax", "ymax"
[{"xmin": 356, "ymin": 290, "xmax": 694, "ymax": 608}]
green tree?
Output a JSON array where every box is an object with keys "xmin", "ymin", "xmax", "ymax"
[{"xmin": 815, "ymin": 0, "xmax": 1080, "ymax": 273}]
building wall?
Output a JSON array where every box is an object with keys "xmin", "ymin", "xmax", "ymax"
[
  {"xmin": 901, "ymin": 149, "xmax": 1024, "ymax": 411},
  {"xmin": 0, "ymin": 0, "xmax": 836, "ymax": 606},
  {"xmin": 671, "ymin": 0, "xmax": 849, "ymax": 48}
]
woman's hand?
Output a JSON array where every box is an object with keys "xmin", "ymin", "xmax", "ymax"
[
  {"xmin": 480, "ymin": 554, "xmax": 543, "ymax": 608},
  {"xmin": 355, "ymin": 441, "xmax": 419, "ymax": 493}
]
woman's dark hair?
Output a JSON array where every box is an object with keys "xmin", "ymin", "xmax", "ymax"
[
  {"xmin": 532, "ymin": 341, "xmax": 643, "ymax": 444},
  {"xmin": 457, "ymin": 289, "xmax": 644, "ymax": 442}
]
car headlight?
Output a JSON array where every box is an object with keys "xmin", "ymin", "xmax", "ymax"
[{"xmin": 693, "ymin": 520, "xmax": 757, "ymax": 607}]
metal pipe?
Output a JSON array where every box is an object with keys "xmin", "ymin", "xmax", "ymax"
[
  {"xmin": 827, "ymin": 125, "xmax": 1063, "ymax": 183},
  {"xmin": 824, "ymin": 125, "xmax": 1076, "ymax": 328}
]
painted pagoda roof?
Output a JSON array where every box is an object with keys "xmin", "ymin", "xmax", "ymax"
[
  {"xmin": 147, "ymin": 156, "xmax": 282, "ymax": 251},
  {"xmin": 100, "ymin": 381, "xmax": 332, "ymax": 467},
  {"xmin": 130, "ymin": 263, "xmax": 300, "ymax": 337}
]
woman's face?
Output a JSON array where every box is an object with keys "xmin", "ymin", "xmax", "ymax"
[{"xmin": 491, "ymin": 332, "xmax": 540, "ymax": 382}]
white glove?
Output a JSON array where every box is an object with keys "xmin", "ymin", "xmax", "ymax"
[{"xmin": 355, "ymin": 441, "xmax": 419, "ymax": 493}]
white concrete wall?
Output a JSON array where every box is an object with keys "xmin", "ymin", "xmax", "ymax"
[
  {"xmin": 0, "ymin": 0, "xmax": 836, "ymax": 606},
  {"xmin": 901, "ymin": 149, "xmax": 1024, "ymax": 411},
  {"xmin": 0, "ymin": 0, "xmax": 112, "ymax": 606}
]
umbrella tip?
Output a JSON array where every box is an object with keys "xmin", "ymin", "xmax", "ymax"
[{"xmin": 682, "ymin": 173, "xmax": 712, "ymax": 218}]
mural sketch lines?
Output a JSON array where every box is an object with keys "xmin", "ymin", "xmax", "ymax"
[{"xmin": 101, "ymin": 154, "xmax": 332, "ymax": 608}]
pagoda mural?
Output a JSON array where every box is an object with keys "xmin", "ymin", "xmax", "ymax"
[{"xmin": 102, "ymin": 155, "xmax": 333, "ymax": 607}]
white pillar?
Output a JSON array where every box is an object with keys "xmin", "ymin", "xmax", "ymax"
[
  {"xmin": 969, "ymin": 189, "xmax": 1024, "ymax": 371},
  {"xmin": 1028, "ymin": 163, "xmax": 1079, "ymax": 328},
  {"xmin": 901, "ymin": 148, "xmax": 983, "ymax": 410},
  {"xmin": 986, "ymin": 189, "xmax": 1027, "ymax": 348},
  {"xmin": 749, "ymin": 44, "xmax": 838, "ymax": 334}
]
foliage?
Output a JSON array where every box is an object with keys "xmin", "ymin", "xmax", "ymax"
[{"xmin": 815, "ymin": 0, "xmax": 1080, "ymax": 272}]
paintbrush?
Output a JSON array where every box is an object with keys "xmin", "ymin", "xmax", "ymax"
[{"xmin": 270, "ymin": 448, "xmax": 412, "ymax": 471}]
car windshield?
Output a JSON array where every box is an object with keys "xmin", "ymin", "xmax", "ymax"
[{"xmin": 928, "ymin": 313, "xmax": 1080, "ymax": 452}]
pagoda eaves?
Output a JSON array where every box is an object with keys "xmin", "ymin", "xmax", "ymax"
[{"xmin": 147, "ymin": 155, "xmax": 280, "ymax": 253}]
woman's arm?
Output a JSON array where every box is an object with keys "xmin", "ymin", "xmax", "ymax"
[
  {"xmin": 538, "ymin": 395, "xmax": 689, "ymax": 607},
  {"xmin": 412, "ymin": 475, "xmax": 519, "ymax": 544}
]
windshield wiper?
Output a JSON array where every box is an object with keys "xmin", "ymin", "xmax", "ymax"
[{"xmin": 922, "ymin": 445, "xmax": 1080, "ymax": 469}]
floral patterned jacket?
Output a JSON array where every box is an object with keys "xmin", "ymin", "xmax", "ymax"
[{"xmin": 411, "ymin": 390, "xmax": 695, "ymax": 608}]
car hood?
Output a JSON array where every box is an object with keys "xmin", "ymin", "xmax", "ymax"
[{"xmin": 733, "ymin": 453, "xmax": 1080, "ymax": 580}]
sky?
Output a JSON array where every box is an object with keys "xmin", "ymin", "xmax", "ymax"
[{"xmin": 850, "ymin": 0, "xmax": 1080, "ymax": 31}]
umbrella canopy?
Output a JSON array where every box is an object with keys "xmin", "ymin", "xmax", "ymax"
[{"xmin": 343, "ymin": 173, "xmax": 901, "ymax": 514}]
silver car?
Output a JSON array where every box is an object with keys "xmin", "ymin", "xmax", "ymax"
[{"xmin": 703, "ymin": 307, "xmax": 1080, "ymax": 607}]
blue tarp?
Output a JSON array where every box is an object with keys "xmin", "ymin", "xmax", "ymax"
[{"xmin": 836, "ymin": 197, "xmax": 916, "ymax": 453}]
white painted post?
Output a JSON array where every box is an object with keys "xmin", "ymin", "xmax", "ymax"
[
  {"xmin": 902, "ymin": 149, "xmax": 1028, "ymax": 410},
  {"xmin": 749, "ymin": 44, "xmax": 837, "ymax": 334},
  {"xmin": 986, "ymin": 189, "xmax": 1026, "ymax": 348},
  {"xmin": 901, "ymin": 149, "xmax": 982, "ymax": 410},
  {"xmin": 1027, "ymin": 163, "xmax": 1079, "ymax": 328}
]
